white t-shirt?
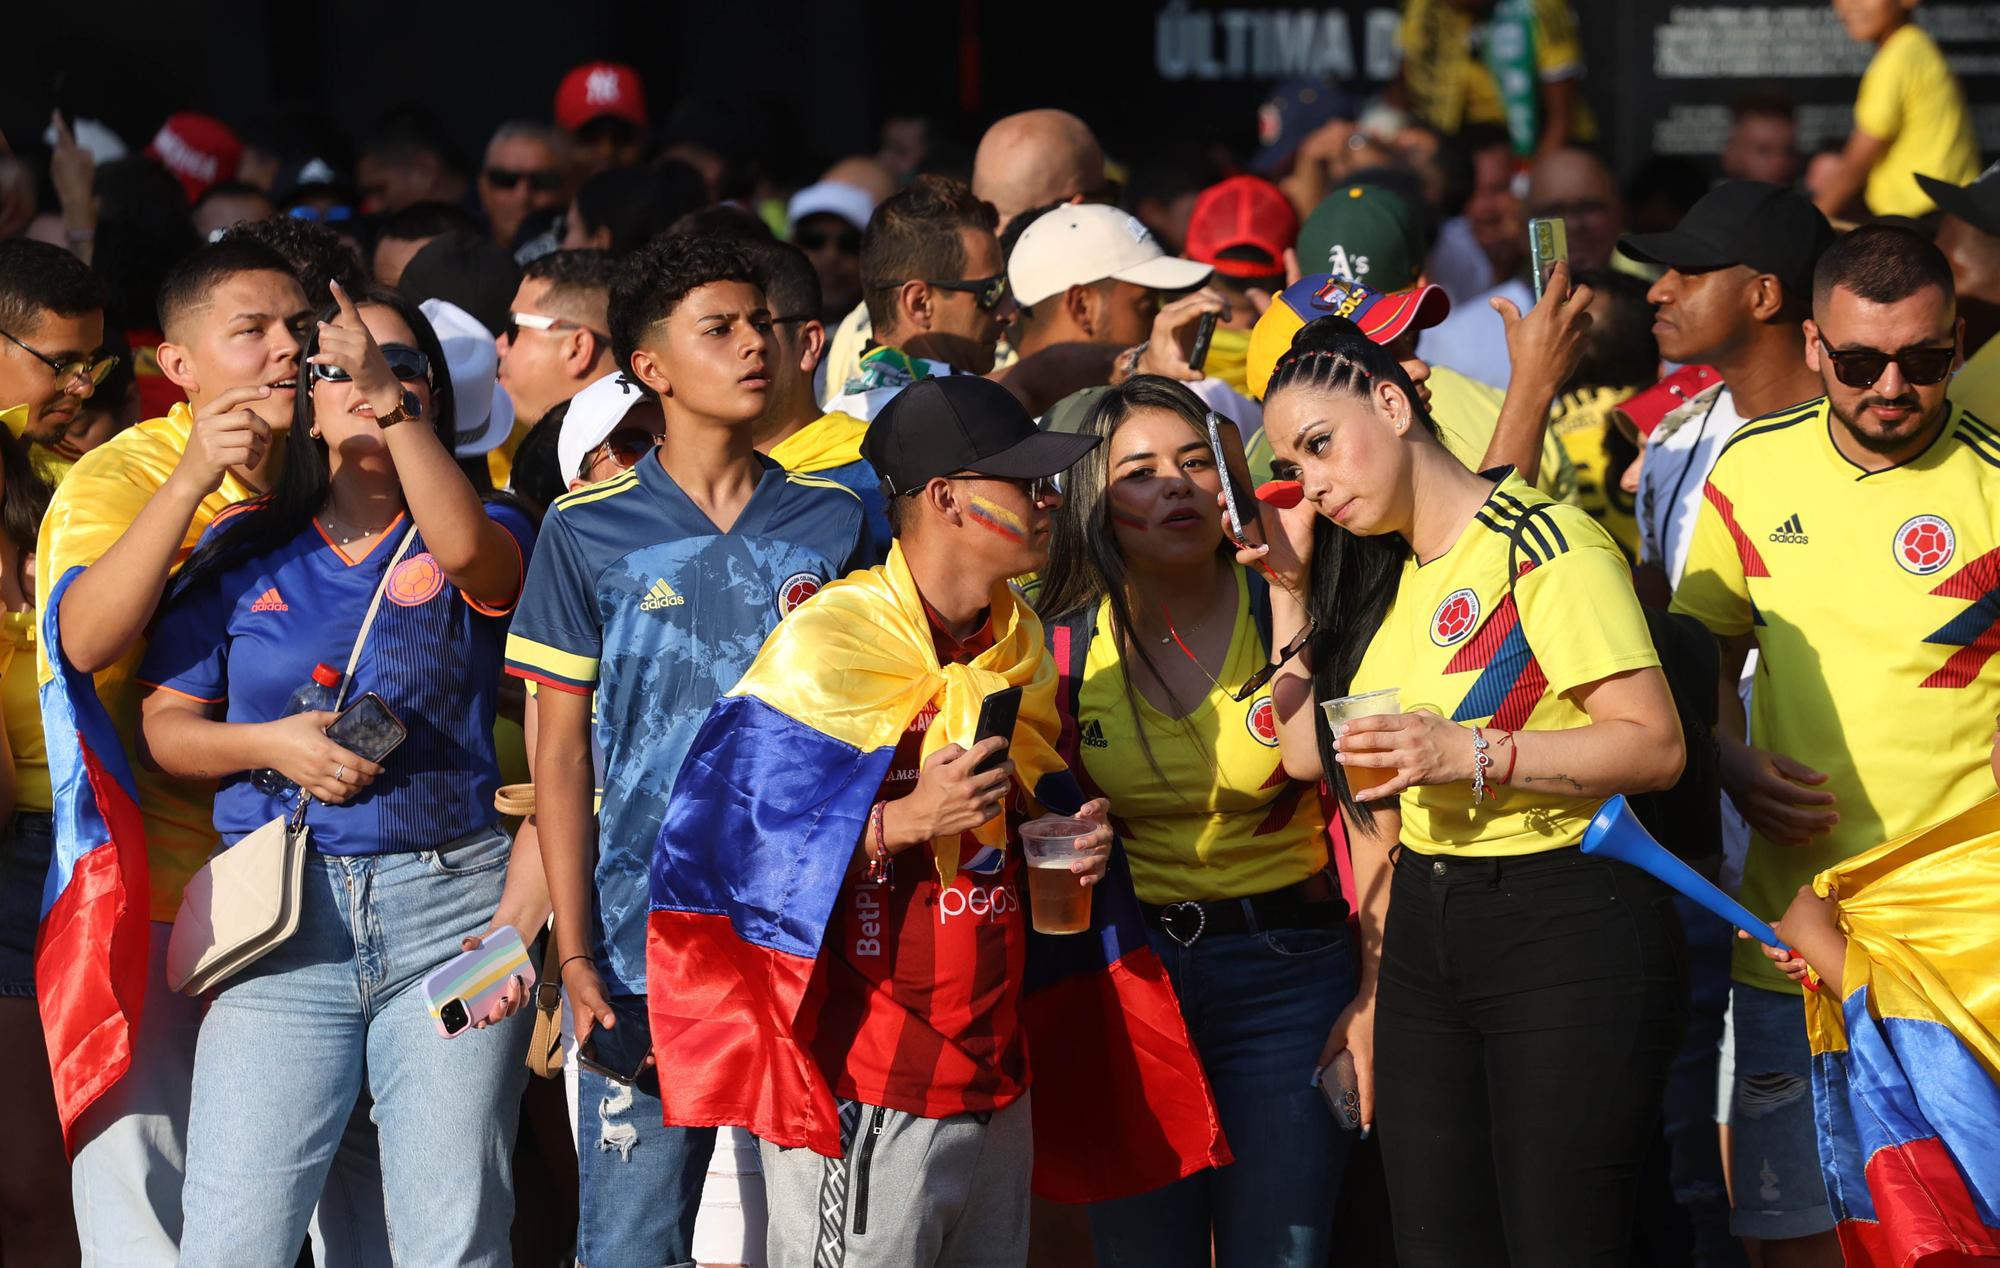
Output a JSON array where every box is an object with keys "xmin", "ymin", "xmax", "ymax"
[
  {"xmin": 1636, "ymin": 382, "xmax": 1746, "ymax": 585},
  {"xmin": 1416, "ymin": 276, "xmax": 1531, "ymax": 390}
]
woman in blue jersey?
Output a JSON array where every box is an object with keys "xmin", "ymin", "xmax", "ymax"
[
  {"xmin": 1255, "ymin": 317, "xmax": 1687, "ymax": 1266},
  {"xmin": 136, "ymin": 283, "xmax": 539, "ymax": 1266},
  {"xmin": 1035, "ymin": 376, "xmax": 1354, "ymax": 1268}
]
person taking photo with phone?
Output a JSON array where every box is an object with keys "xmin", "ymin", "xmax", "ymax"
[
  {"xmin": 1258, "ymin": 315, "xmax": 1687, "ymax": 1266},
  {"xmin": 1033, "ymin": 375, "xmax": 1354, "ymax": 1267},
  {"xmin": 133, "ymin": 282, "xmax": 538, "ymax": 1267}
]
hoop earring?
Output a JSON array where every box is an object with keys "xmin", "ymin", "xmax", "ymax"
[{"xmin": 309, "ymin": 424, "xmax": 321, "ymax": 439}]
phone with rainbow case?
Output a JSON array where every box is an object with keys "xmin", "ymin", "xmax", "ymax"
[{"xmin": 421, "ymin": 926, "xmax": 535, "ymax": 1038}]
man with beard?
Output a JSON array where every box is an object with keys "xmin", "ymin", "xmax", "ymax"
[{"xmin": 1672, "ymin": 224, "xmax": 1997, "ymax": 1265}]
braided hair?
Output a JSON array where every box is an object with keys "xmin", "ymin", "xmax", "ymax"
[{"xmin": 1264, "ymin": 316, "xmax": 1440, "ymax": 822}]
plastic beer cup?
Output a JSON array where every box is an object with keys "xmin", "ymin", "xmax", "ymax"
[
  {"xmin": 1019, "ymin": 817, "xmax": 1095, "ymax": 935},
  {"xmin": 1320, "ymin": 687, "xmax": 1402, "ymax": 796}
]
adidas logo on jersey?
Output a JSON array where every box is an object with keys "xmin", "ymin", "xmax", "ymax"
[
  {"xmin": 1080, "ymin": 719, "xmax": 1109, "ymax": 748},
  {"xmin": 1767, "ymin": 514, "xmax": 1809, "ymax": 545},
  {"xmin": 249, "ymin": 587, "xmax": 288, "ymax": 612},
  {"xmin": 640, "ymin": 579, "xmax": 685, "ymax": 611}
]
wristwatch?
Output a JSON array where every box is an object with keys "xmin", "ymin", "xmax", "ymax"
[{"xmin": 374, "ymin": 388, "xmax": 424, "ymax": 430}]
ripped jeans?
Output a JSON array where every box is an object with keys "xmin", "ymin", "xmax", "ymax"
[
  {"xmin": 576, "ymin": 993, "xmax": 717, "ymax": 1268},
  {"xmin": 1727, "ymin": 983, "xmax": 1835, "ymax": 1240}
]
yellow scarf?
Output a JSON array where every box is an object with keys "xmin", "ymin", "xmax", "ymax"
[
  {"xmin": 766, "ymin": 411, "xmax": 868, "ymax": 475},
  {"xmin": 724, "ymin": 541, "xmax": 1065, "ymax": 883}
]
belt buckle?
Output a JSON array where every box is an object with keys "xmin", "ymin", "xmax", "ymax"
[{"xmin": 1160, "ymin": 900, "xmax": 1207, "ymax": 947}]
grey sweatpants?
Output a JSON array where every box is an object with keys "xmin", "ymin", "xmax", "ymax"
[{"xmin": 760, "ymin": 1092, "xmax": 1032, "ymax": 1268}]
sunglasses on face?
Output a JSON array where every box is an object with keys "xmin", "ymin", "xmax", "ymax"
[
  {"xmin": 309, "ymin": 343, "xmax": 431, "ymax": 383},
  {"xmin": 0, "ymin": 328, "xmax": 118, "ymax": 389},
  {"xmin": 873, "ymin": 274, "xmax": 1010, "ymax": 311},
  {"xmin": 795, "ymin": 225, "xmax": 862, "ymax": 255},
  {"xmin": 590, "ymin": 427, "xmax": 658, "ymax": 470},
  {"xmin": 1819, "ymin": 339, "xmax": 1956, "ymax": 389},
  {"xmin": 505, "ymin": 311, "xmax": 607, "ymax": 345},
  {"xmin": 484, "ymin": 166, "xmax": 563, "ymax": 193}
]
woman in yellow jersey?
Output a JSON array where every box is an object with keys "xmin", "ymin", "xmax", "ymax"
[
  {"xmin": 0, "ymin": 428, "xmax": 75, "ymax": 1263},
  {"xmin": 1256, "ymin": 318, "xmax": 1687, "ymax": 1266},
  {"xmin": 1035, "ymin": 377, "xmax": 1353, "ymax": 1268}
]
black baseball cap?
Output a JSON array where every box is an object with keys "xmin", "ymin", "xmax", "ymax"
[
  {"xmin": 397, "ymin": 233, "xmax": 521, "ymax": 339},
  {"xmin": 863, "ymin": 376, "xmax": 1099, "ymax": 496},
  {"xmin": 1618, "ymin": 180, "xmax": 1834, "ymax": 299},
  {"xmin": 1917, "ymin": 163, "xmax": 2000, "ymax": 237}
]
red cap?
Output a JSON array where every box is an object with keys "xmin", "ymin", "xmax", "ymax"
[
  {"xmin": 145, "ymin": 113, "xmax": 241, "ymax": 205},
  {"xmin": 311, "ymin": 664, "xmax": 342, "ymax": 688},
  {"xmin": 1185, "ymin": 176, "xmax": 1300, "ymax": 280},
  {"xmin": 555, "ymin": 62, "xmax": 648, "ymax": 131},
  {"xmin": 1616, "ymin": 364, "xmax": 1722, "ymax": 439}
]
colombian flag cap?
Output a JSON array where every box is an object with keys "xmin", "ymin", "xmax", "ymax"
[{"xmin": 1245, "ymin": 274, "xmax": 1450, "ymax": 400}]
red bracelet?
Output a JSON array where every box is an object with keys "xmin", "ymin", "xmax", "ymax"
[
  {"xmin": 864, "ymin": 801, "xmax": 895, "ymax": 887},
  {"xmin": 1496, "ymin": 730, "xmax": 1519, "ymax": 786}
]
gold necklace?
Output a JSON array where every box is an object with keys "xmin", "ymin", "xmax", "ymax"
[{"xmin": 320, "ymin": 510, "xmax": 395, "ymax": 547}]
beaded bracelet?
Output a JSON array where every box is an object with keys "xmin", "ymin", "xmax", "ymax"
[
  {"xmin": 864, "ymin": 801, "xmax": 895, "ymax": 887},
  {"xmin": 1470, "ymin": 725, "xmax": 1493, "ymax": 802}
]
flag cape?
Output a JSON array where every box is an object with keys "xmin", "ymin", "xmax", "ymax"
[
  {"xmin": 1806, "ymin": 793, "xmax": 2000, "ymax": 1268},
  {"xmin": 646, "ymin": 544, "xmax": 1228, "ymax": 1202},
  {"xmin": 34, "ymin": 565, "xmax": 151, "ymax": 1151}
]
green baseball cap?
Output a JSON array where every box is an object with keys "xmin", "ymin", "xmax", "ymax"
[{"xmin": 1295, "ymin": 184, "xmax": 1425, "ymax": 293}]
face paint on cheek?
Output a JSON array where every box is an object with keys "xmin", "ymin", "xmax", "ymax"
[
  {"xmin": 1110, "ymin": 510, "xmax": 1148, "ymax": 532},
  {"xmin": 966, "ymin": 493, "xmax": 1029, "ymax": 543}
]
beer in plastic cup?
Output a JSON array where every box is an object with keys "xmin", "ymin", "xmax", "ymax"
[
  {"xmin": 1020, "ymin": 817, "xmax": 1095, "ymax": 935},
  {"xmin": 1320, "ymin": 687, "xmax": 1402, "ymax": 795}
]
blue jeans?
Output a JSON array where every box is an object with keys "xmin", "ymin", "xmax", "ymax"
[
  {"xmin": 1728, "ymin": 982, "xmax": 1834, "ymax": 1240},
  {"xmin": 0, "ymin": 812, "xmax": 53, "ymax": 996},
  {"xmin": 576, "ymin": 993, "xmax": 717, "ymax": 1268},
  {"xmin": 178, "ymin": 827, "xmax": 529, "ymax": 1267},
  {"xmin": 1088, "ymin": 920, "xmax": 1357, "ymax": 1268}
]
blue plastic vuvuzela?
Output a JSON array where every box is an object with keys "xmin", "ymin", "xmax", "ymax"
[{"xmin": 1581, "ymin": 795, "xmax": 1789, "ymax": 951}]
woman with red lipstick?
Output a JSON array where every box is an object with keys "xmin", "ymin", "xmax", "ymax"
[
  {"xmin": 1035, "ymin": 375, "xmax": 1353, "ymax": 1268},
  {"xmin": 132, "ymin": 283, "xmax": 541, "ymax": 1264},
  {"xmin": 1259, "ymin": 316, "xmax": 1686, "ymax": 1267}
]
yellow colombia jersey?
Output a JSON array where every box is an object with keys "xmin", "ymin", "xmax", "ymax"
[
  {"xmin": 1853, "ymin": 23, "xmax": 1980, "ymax": 219},
  {"xmin": 1075, "ymin": 571, "xmax": 1328, "ymax": 904},
  {"xmin": 1352, "ymin": 472, "xmax": 1658, "ymax": 857},
  {"xmin": 1672, "ymin": 396, "xmax": 2000, "ymax": 993},
  {"xmin": 1552, "ymin": 386, "xmax": 1640, "ymax": 559},
  {"xmin": 37, "ymin": 403, "xmax": 259, "ymax": 922}
]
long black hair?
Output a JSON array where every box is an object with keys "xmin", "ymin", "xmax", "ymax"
[
  {"xmin": 175, "ymin": 287, "xmax": 455, "ymax": 597},
  {"xmin": 0, "ymin": 426, "xmax": 51, "ymax": 561},
  {"xmin": 1035, "ymin": 375, "xmax": 1238, "ymax": 779},
  {"xmin": 1263, "ymin": 316, "xmax": 1441, "ymax": 823}
]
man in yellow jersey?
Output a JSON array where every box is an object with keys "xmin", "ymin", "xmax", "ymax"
[
  {"xmin": 492, "ymin": 248, "xmax": 618, "ymax": 489},
  {"xmin": 1243, "ymin": 266, "xmax": 1580, "ymax": 502},
  {"xmin": 0, "ymin": 240, "xmax": 113, "ymax": 488},
  {"xmin": 1922, "ymin": 165, "xmax": 2000, "ymax": 419},
  {"xmin": 1813, "ymin": 0, "xmax": 1980, "ymax": 220},
  {"xmin": 1673, "ymin": 225, "xmax": 1997, "ymax": 1262},
  {"xmin": 36, "ymin": 237, "xmax": 317, "ymax": 1264}
]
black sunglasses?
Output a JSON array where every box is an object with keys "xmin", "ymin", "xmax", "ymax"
[
  {"xmin": 484, "ymin": 166, "xmax": 564, "ymax": 193},
  {"xmin": 310, "ymin": 342, "xmax": 431, "ymax": 384},
  {"xmin": 796, "ymin": 225, "xmax": 862, "ymax": 255},
  {"xmin": 1819, "ymin": 339, "xmax": 1955, "ymax": 389},
  {"xmin": 0, "ymin": 328, "xmax": 118, "ymax": 388},
  {"xmin": 873, "ymin": 274, "xmax": 1010, "ymax": 311},
  {"xmin": 1233, "ymin": 622, "xmax": 1315, "ymax": 702}
]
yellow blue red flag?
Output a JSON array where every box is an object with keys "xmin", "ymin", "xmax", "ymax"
[{"xmin": 1806, "ymin": 793, "xmax": 2000, "ymax": 1267}]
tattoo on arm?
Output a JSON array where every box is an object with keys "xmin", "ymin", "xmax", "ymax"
[{"xmin": 1520, "ymin": 772, "xmax": 1585, "ymax": 793}]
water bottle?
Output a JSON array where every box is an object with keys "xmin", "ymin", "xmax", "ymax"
[{"xmin": 250, "ymin": 663, "xmax": 343, "ymax": 798}]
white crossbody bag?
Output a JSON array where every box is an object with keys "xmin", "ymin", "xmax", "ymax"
[{"xmin": 167, "ymin": 528, "xmax": 419, "ymax": 996}]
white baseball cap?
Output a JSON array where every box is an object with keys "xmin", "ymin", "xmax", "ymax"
[
  {"xmin": 558, "ymin": 372, "xmax": 648, "ymax": 482},
  {"xmin": 419, "ymin": 299, "xmax": 516, "ymax": 457},
  {"xmin": 1007, "ymin": 204, "xmax": 1213, "ymax": 309},
  {"xmin": 787, "ymin": 180, "xmax": 877, "ymax": 233}
]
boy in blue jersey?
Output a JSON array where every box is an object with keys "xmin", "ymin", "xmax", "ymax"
[{"xmin": 505, "ymin": 236, "xmax": 866, "ymax": 1265}]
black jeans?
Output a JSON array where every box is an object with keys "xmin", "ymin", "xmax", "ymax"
[{"xmin": 1374, "ymin": 845, "xmax": 1687, "ymax": 1268}]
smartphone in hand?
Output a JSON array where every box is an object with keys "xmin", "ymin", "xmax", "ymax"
[
  {"xmin": 421, "ymin": 925, "xmax": 534, "ymax": 1039},
  {"xmin": 323, "ymin": 692, "xmax": 408, "ymax": 764},
  {"xmin": 972, "ymin": 686, "xmax": 1023, "ymax": 774},
  {"xmin": 1315, "ymin": 1049, "xmax": 1363, "ymax": 1131},
  {"xmin": 1188, "ymin": 310, "xmax": 1220, "ymax": 374},
  {"xmin": 1529, "ymin": 217, "xmax": 1569, "ymax": 301}
]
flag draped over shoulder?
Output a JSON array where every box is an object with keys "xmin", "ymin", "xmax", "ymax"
[
  {"xmin": 35, "ymin": 566, "xmax": 150, "ymax": 1151},
  {"xmin": 1806, "ymin": 793, "xmax": 2000, "ymax": 1268},
  {"xmin": 646, "ymin": 543, "xmax": 1228, "ymax": 1202}
]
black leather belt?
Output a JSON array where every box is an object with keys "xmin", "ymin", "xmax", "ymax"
[{"xmin": 1140, "ymin": 870, "xmax": 1343, "ymax": 947}]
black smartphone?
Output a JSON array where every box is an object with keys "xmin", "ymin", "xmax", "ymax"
[
  {"xmin": 971, "ymin": 686, "xmax": 1023, "ymax": 774},
  {"xmin": 579, "ymin": 1031, "xmax": 659, "ymax": 1095},
  {"xmin": 1188, "ymin": 310, "xmax": 1219, "ymax": 373},
  {"xmin": 323, "ymin": 692, "xmax": 408, "ymax": 764}
]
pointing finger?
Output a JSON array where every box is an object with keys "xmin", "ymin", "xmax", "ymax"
[{"xmin": 328, "ymin": 279, "xmax": 363, "ymax": 328}]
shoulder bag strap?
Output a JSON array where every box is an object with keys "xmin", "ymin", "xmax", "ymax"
[{"xmin": 288, "ymin": 525, "xmax": 421, "ymax": 826}]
